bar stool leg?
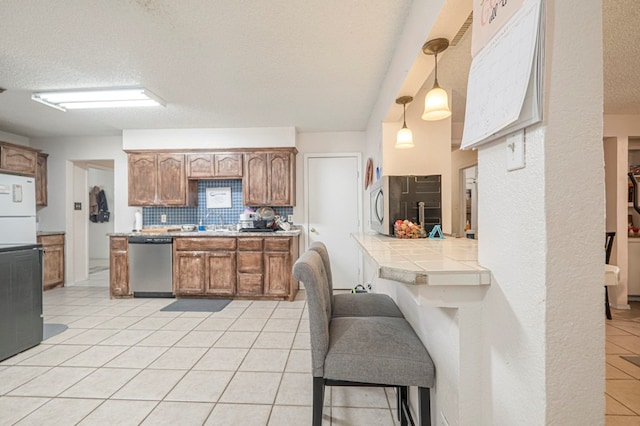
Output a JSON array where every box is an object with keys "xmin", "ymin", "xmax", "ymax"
[
  {"xmin": 605, "ymin": 286, "xmax": 612, "ymax": 320},
  {"xmin": 313, "ymin": 377, "xmax": 324, "ymax": 426},
  {"xmin": 418, "ymin": 387, "xmax": 431, "ymax": 426}
]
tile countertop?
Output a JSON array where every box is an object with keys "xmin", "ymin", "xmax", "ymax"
[
  {"xmin": 351, "ymin": 232, "xmax": 492, "ymax": 286},
  {"xmin": 37, "ymin": 231, "xmax": 66, "ymax": 236}
]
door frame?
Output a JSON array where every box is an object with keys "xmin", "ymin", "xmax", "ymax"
[{"xmin": 303, "ymin": 152, "xmax": 364, "ymax": 285}]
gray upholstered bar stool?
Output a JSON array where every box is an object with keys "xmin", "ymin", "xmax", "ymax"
[
  {"xmin": 309, "ymin": 241, "xmax": 404, "ymax": 318},
  {"xmin": 293, "ymin": 249, "xmax": 435, "ymax": 426}
]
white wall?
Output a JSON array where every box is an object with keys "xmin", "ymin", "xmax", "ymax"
[
  {"xmin": 477, "ymin": 1, "xmax": 604, "ymax": 424},
  {"xmin": 30, "ymin": 136, "xmax": 130, "ymax": 285},
  {"xmin": 123, "ymin": 127, "xmax": 295, "ymax": 150},
  {"xmin": 88, "ymin": 167, "xmax": 114, "ymax": 260},
  {"xmin": 451, "ymin": 148, "xmax": 477, "ymax": 237},
  {"xmin": 0, "ymin": 130, "xmax": 29, "ymax": 146}
]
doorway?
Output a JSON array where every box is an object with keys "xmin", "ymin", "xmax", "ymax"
[
  {"xmin": 304, "ymin": 153, "xmax": 362, "ymax": 289},
  {"xmin": 69, "ymin": 160, "xmax": 114, "ymax": 286},
  {"xmin": 461, "ymin": 165, "xmax": 478, "ymax": 239}
]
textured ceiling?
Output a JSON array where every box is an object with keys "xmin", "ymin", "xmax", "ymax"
[
  {"xmin": 0, "ymin": 1, "xmax": 634, "ymax": 140},
  {"xmin": 0, "ymin": 0, "xmax": 412, "ymax": 138},
  {"xmin": 603, "ymin": 0, "xmax": 640, "ymax": 114}
]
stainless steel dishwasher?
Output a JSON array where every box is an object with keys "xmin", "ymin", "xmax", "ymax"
[{"xmin": 128, "ymin": 236, "xmax": 174, "ymax": 298}]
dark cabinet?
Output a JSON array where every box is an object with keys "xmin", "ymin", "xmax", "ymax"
[
  {"xmin": 128, "ymin": 153, "xmax": 197, "ymax": 206},
  {"xmin": 36, "ymin": 153, "xmax": 48, "ymax": 206},
  {"xmin": 0, "ymin": 142, "xmax": 38, "ymax": 176},
  {"xmin": 0, "ymin": 246, "xmax": 43, "ymax": 362},
  {"xmin": 38, "ymin": 234, "xmax": 64, "ymax": 290},
  {"xmin": 110, "ymin": 237, "xmax": 130, "ymax": 298},
  {"xmin": 187, "ymin": 153, "xmax": 243, "ymax": 179},
  {"xmin": 243, "ymin": 149, "xmax": 296, "ymax": 206}
]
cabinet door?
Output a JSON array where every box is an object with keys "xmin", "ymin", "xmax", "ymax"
[
  {"xmin": 175, "ymin": 251, "xmax": 206, "ymax": 295},
  {"xmin": 157, "ymin": 154, "xmax": 186, "ymax": 205},
  {"xmin": 0, "ymin": 144, "xmax": 38, "ymax": 176},
  {"xmin": 128, "ymin": 153, "xmax": 157, "ymax": 205},
  {"xmin": 206, "ymin": 252, "xmax": 236, "ymax": 295},
  {"xmin": 243, "ymin": 153, "xmax": 268, "ymax": 205},
  {"xmin": 264, "ymin": 251, "xmax": 290, "ymax": 296},
  {"xmin": 214, "ymin": 153, "xmax": 243, "ymax": 178},
  {"xmin": 42, "ymin": 245, "xmax": 64, "ymax": 289},
  {"xmin": 268, "ymin": 152, "xmax": 293, "ymax": 205},
  {"xmin": 187, "ymin": 154, "xmax": 215, "ymax": 178},
  {"xmin": 110, "ymin": 250, "xmax": 129, "ymax": 297},
  {"xmin": 36, "ymin": 153, "xmax": 48, "ymax": 207}
]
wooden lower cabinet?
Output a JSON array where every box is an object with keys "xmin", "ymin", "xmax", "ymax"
[
  {"xmin": 109, "ymin": 237, "xmax": 130, "ymax": 298},
  {"xmin": 173, "ymin": 235, "xmax": 298, "ymax": 300},
  {"xmin": 205, "ymin": 252, "xmax": 236, "ymax": 295},
  {"xmin": 173, "ymin": 237, "xmax": 237, "ymax": 297},
  {"xmin": 38, "ymin": 234, "xmax": 64, "ymax": 290}
]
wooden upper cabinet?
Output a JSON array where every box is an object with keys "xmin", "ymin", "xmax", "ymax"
[
  {"xmin": 157, "ymin": 154, "xmax": 187, "ymax": 205},
  {"xmin": 214, "ymin": 153, "xmax": 243, "ymax": 178},
  {"xmin": 36, "ymin": 153, "xmax": 48, "ymax": 207},
  {"xmin": 128, "ymin": 153, "xmax": 156, "ymax": 205},
  {"xmin": 128, "ymin": 153, "xmax": 195, "ymax": 206},
  {"xmin": 187, "ymin": 153, "xmax": 243, "ymax": 179},
  {"xmin": 268, "ymin": 152, "xmax": 293, "ymax": 205},
  {"xmin": 243, "ymin": 150, "xmax": 295, "ymax": 206},
  {"xmin": 187, "ymin": 154, "xmax": 214, "ymax": 178},
  {"xmin": 0, "ymin": 142, "xmax": 38, "ymax": 176},
  {"xmin": 243, "ymin": 153, "xmax": 268, "ymax": 205}
]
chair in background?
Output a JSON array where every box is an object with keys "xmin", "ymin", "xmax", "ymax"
[
  {"xmin": 308, "ymin": 241, "xmax": 404, "ymax": 318},
  {"xmin": 605, "ymin": 232, "xmax": 616, "ymax": 320},
  {"xmin": 293, "ymin": 249, "xmax": 435, "ymax": 425}
]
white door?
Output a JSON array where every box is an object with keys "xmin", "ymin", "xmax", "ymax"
[{"xmin": 305, "ymin": 154, "xmax": 362, "ymax": 289}]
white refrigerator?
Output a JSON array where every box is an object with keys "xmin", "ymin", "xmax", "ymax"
[{"xmin": 0, "ymin": 173, "xmax": 37, "ymax": 244}]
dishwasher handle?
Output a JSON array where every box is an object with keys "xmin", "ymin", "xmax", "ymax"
[{"xmin": 128, "ymin": 236, "xmax": 173, "ymax": 244}]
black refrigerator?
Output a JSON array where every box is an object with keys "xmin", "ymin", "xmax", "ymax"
[{"xmin": 0, "ymin": 244, "xmax": 43, "ymax": 362}]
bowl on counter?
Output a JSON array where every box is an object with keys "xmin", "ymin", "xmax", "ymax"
[{"xmin": 181, "ymin": 224, "xmax": 197, "ymax": 232}]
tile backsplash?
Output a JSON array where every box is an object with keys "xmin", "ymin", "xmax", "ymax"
[{"xmin": 142, "ymin": 179, "xmax": 293, "ymax": 226}]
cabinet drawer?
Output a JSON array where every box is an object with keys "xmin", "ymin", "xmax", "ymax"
[
  {"xmin": 238, "ymin": 238, "xmax": 263, "ymax": 251},
  {"xmin": 110, "ymin": 237, "xmax": 128, "ymax": 251},
  {"xmin": 38, "ymin": 234, "xmax": 64, "ymax": 246},
  {"xmin": 237, "ymin": 274, "xmax": 263, "ymax": 295},
  {"xmin": 238, "ymin": 251, "xmax": 263, "ymax": 274},
  {"xmin": 264, "ymin": 238, "xmax": 290, "ymax": 252},
  {"xmin": 175, "ymin": 237, "xmax": 236, "ymax": 251}
]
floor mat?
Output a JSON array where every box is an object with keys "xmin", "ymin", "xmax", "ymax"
[
  {"xmin": 43, "ymin": 323, "xmax": 68, "ymax": 340},
  {"xmin": 622, "ymin": 356, "xmax": 640, "ymax": 369},
  {"xmin": 160, "ymin": 299, "xmax": 232, "ymax": 312}
]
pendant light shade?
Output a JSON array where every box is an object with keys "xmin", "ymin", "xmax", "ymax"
[
  {"xmin": 395, "ymin": 96, "xmax": 414, "ymax": 149},
  {"xmin": 421, "ymin": 38, "xmax": 451, "ymax": 121}
]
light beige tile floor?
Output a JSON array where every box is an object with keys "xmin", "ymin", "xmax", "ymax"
[
  {"xmin": 11, "ymin": 271, "xmax": 634, "ymax": 424},
  {"xmin": 0, "ymin": 273, "xmax": 401, "ymax": 425},
  {"xmin": 607, "ymin": 301, "xmax": 640, "ymax": 425}
]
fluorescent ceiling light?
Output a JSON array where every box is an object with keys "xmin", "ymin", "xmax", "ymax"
[{"xmin": 31, "ymin": 87, "xmax": 165, "ymax": 111}]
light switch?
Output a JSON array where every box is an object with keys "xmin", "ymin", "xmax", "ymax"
[{"xmin": 506, "ymin": 130, "xmax": 525, "ymax": 171}]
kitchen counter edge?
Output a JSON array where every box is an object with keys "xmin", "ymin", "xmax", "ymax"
[
  {"xmin": 37, "ymin": 231, "xmax": 65, "ymax": 236},
  {"xmin": 351, "ymin": 232, "xmax": 492, "ymax": 286},
  {"xmin": 109, "ymin": 229, "xmax": 301, "ymax": 237}
]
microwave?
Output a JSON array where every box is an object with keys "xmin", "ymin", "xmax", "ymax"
[{"xmin": 369, "ymin": 175, "xmax": 442, "ymax": 236}]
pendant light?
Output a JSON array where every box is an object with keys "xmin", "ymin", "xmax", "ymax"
[
  {"xmin": 421, "ymin": 38, "xmax": 451, "ymax": 121},
  {"xmin": 395, "ymin": 96, "xmax": 414, "ymax": 149}
]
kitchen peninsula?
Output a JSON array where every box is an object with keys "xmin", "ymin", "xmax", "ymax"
[
  {"xmin": 351, "ymin": 232, "xmax": 491, "ymax": 425},
  {"xmin": 109, "ymin": 227, "xmax": 300, "ymax": 301}
]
